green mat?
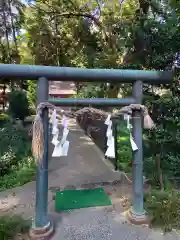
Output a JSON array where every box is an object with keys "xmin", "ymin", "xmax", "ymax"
[{"xmin": 55, "ymin": 188, "xmax": 112, "ymax": 211}]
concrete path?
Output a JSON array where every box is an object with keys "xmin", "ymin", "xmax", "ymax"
[
  {"xmin": 0, "ymin": 119, "xmax": 179, "ymax": 239},
  {"xmin": 48, "ymin": 119, "xmax": 122, "ymax": 188}
]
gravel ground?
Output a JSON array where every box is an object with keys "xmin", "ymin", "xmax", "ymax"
[{"xmin": 51, "ymin": 207, "xmax": 180, "ymax": 240}]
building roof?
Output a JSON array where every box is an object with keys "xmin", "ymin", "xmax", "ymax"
[{"xmin": 49, "ymin": 81, "xmax": 76, "ymax": 95}]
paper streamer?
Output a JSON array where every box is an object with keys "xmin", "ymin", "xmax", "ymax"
[
  {"xmin": 105, "ymin": 115, "xmax": 115, "ymax": 158},
  {"xmin": 62, "ymin": 115, "xmax": 68, "ymax": 128},
  {"xmin": 61, "ymin": 140, "xmax": 69, "ymax": 156},
  {"xmin": 51, "ymin": 109, "xmax": 59, "ymax": 136},
  {"xmin": 107, "ymin": 135, "xmax": 113, "ymax": 147},
  {"xmin": 52, "ymin": 143, "xmax": 62, "ymax": 157},
  {"xmin": 130, "ymin": 135, "xmax": 138, "ymax": 151},
  {"xmin": 50, "ymin": 109, "xmax": 57, "ymax": 125},
  {"xmin": 105, "ymin": 137, "xmax": 115, "ymax": 158},
  {"xmin": 105, "ymin": 114, "xmax": 111, "ymax": 125},
  {"xmin": 61, "ymin": 128, "xmax": 69, "ymax": 145},
  {"xmin": 52, "ymin": 125, "xmax": 59, "ymax": 135},
  {"xmin": 51, "ymin": 112, "xmax": 70, "ymax": 157},
  {"xmin": 106, "ymin": 125, "xmax": 112, "ymax": 137},
  {"xmin": 52, "ymin": 133, "xmax": 59, "ymax": 146},
  {"xmin": 125, "ymin": 114, "xmax": 138, "ymax": 151}
]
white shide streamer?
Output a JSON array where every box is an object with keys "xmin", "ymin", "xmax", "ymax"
[
  {"xmin": 50, "ymin": 110, "xmax": 70, "ymax": 157},
  {"xmin": 105, "ymin": 115, "xmax": 115, "ymax": 158},
  {"xmin": 124, "ymin": 114, "xmax": 138, "ymax": 151}
]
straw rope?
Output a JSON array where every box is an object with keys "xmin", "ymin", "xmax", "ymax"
[
  {"xmin": 32, "ymin": 103, "xmax": 154, "ymax": 165},
  {"xmin": 32, "ymin": 102, "xmax": 54, "ymax": 164}
]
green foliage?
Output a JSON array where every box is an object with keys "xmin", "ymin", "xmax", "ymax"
[
  {"xmin": 0, "ymin": 156, "xmax": 35, "ymax": 191},
  {"xmin": 145, "ymin": 190, "xmax": 180, "ymax": 232},
  {"xmin": 0, "ymin": 123, "xmax": 35, "ymax": 186},
  {"xmin": 116, "ymin": 122, "xmax": 132, "ymax": 172},
  {"xmin": 27, "ymin": 80, "xmax": 36, "ymax": 112},
  {"xmin": 109, "ymin": 110, "xmax": 179, "ymax": 189},
  {"xmin": 76, "ymin": 84, "xmax": 105, "ymax": 98},
  {"xmin": 144, "ymin": 94, "xmax": 180, "ymax": 183},
  {"xmin": 117, "ymin": 144, "xmax": 132, "ymax": 172},
  {"xmin": 115, "ymin": 91, "xmax": 180, "ymax": 189},
  {"xmin": 0, "ymin": 114, "xmax": 9, "ymax": 127},
  {"xmin": 0, "ymin": 215, "xmax": 30, "ymax": 240},
  {"xmin": 8, "ymin": 90, "xmax": 29, "ymax": 121},
  {"xmin": 0, "ymin": 123, "xmax": 30, "ymax": 157}
]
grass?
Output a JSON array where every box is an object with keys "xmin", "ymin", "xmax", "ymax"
[{"xmin": 0, "ymin": 215, "xmax": 30, "ymax": 239}]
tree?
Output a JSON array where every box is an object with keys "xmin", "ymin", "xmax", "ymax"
[
  {"xmin": 8, "ymin": 90, "xmax": 29, "ymax": 124},
  {"xmin": 0, "ymin": 0, "xmax": 24, "ymax": 89}
]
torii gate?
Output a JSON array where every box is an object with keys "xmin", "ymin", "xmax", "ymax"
[{"xmin": 0, "ymin": 64, "xmax": 172, "ymax": 238}]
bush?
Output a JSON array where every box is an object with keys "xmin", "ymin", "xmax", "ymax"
[
  {"xmin": 0, "ymin": 156, "xmax": 35, "ymax": 191},
  {"xmin": 115, "ymin": 93, "xmax": 180, "ymax": 189},
  {"xmin": 27, "ymin": 80, "xmax": 36, "ymax": 112},
  {"xmin": 0, "ymin": 122, "xmax": 33, "ymax": 177},
  {"xmin": 116, "ymin": 122, "xmax": 132, "ymax": 171},
  {"xmin": 145, "ymin": 190, "xmax": 180, "ymax": 232},
  {"xmin": 0, "ymin": 114, "xmax": 9, "ymax": 127},
  {"xmin": 8, "ymin": 90, "xmax": 29, "ymax": 122},
  {"xmin": 143, "ymin": 94, "xmax": 180, "ymax": 186},
  {"xmin": 0, "ymin": 122, "xmax": 35, "ymax": 190},
  {"xmin": 0, "ymin": 215, "xmax": 30, "ymax": 239},
  {"xmin": 117, "ymin": 145, "xmax": 132, "ymax": 171}
]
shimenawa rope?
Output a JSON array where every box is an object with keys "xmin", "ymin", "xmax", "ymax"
[{"xmin": 32, "ymin": 103, "xmax": 155, "ymax": 165}]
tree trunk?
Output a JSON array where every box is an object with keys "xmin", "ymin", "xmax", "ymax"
[
  {"xmin": 8, "ymin": 0, "xmax": 18, "ymax": 53},
  {"xmin": 156, "ymin": 154, "xmax": 164, "ymax": 191},
  {"xmin": 2, "ymin": 1, "xmax": 11, "ymax": 63}
]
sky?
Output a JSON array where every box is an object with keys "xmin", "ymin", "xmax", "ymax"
[{"xmin": 21, "ymin": 0, "xmax": 35, "ymax": 4}]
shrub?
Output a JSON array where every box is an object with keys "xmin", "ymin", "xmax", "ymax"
[
  {"xmin": 117, "ymin": 145, "xmax": 132, "ymax": 171},
  {"xmin": 0, "ymin": 156, "xmax": 35, "ymax": 191},
  {"xmin": 143, "ymin": 94, "xmax": 180, "ymax": 186},
  {"xmin": 8, "ymin": 90, "xmax": 29, "ymax": 122},
  {"xmin": 0, "ymin": 114, "xmax": 9, "ymax": 127},
  {"xmin": 0, "ymin": 215, "xmax": 30, "ymax": 239},
  {"xmin": 115, "ymin": 93, "xmax": 180, "ymax": 189},
  {"xmin": 0, "ymin": 122, "xmax": 35, "ymax": 190},
  {"xmin": 0, "ymin": 123, "xmax": 31, "ymax": 176},
  {"xmin": 27, "ymin": 80, "xmax": 36, "ymax": 113},
  {"xmin": 145, "ymin": 190, "xmax": 180, "ymax": 232},
  {"xmin": 116, "ymin": 121, "xmax": 132, "ymax": 172}
]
